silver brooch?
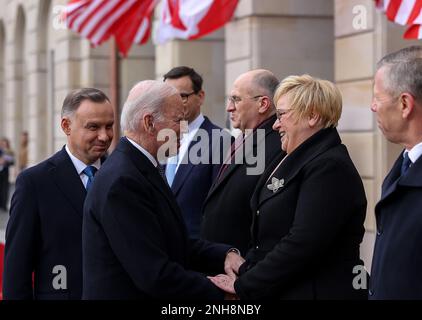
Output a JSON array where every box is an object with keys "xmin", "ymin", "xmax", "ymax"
[{"xmin": 267, "ymin": 177, "xmax": 284, "ymax": 193}]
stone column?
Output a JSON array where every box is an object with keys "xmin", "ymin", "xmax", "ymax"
[
  {"xmin": 334, "ymin": 0, "xmax": 420, "ymax": 270},
  {"xmin": 225, "ymin": 0, "xmax": 334, "ymax": 97},
  {"xmin": 155, "ymin": 30, "xmax": 226, "ymax": 128}
]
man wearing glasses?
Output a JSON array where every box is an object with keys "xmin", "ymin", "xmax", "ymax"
[
  {"xmin": 201, "ymin": 69, "xmax": 284, "ymax": 255},
  {"xmin": 163, "ymin": 66, "xmax": 232, "ymax": 239}
]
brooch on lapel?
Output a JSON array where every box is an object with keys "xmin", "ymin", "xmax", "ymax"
[{"xmin": 267, "ymin": 177, "xmax": 284, "ymax": 193}]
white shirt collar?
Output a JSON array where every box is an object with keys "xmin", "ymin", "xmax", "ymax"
[
  {"xmin": 187, "ymin": 113, "xmax": 205, "ymax": 134},
  {"xmin": 126, "ymin": 137, "xmax": 158, "ymax": 167},
  {"xmin": 65, "ymin": 145, "xmax": 101, "ymax": 175},
  {"xmin": 166, "ymin": 114, "xmax": 205, "ymax": 167},
  {"xmin": 405, "ymin": 140, "xmax": 422, "ymax": 163}
]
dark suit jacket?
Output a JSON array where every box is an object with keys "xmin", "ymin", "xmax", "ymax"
[
  {"xmin": 3, "ymin": 148, "xmax": 88, "ymax": 300},
  {"xmin": 82, "ymin": 137, "xmax": 231, "ymax": 300},
  {"xmin": 234, "ymin": 127, "xmax": 368, "ymax": 300},
  {"xmin": 370, "ymin": 149, "xmax": 422, "ymax": 299},
  {"xmin": 169, "ymin": 116, "xmax": 232, "ymax": 238},
  {"xmin": 200, "ymin": 115, "xmax": 283, "ymax": 254}
]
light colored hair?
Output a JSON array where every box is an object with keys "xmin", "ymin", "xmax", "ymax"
[
  {"xmin": 274, "ymin": 74, "xmax": 342, "ymax": 128},
  {"xmin": 120, "ymin": 80, "xmax": 179, "ymax": 132},
  {"xmin": 377, "ymin": 46, "xmax": 422, "ymax": 103}
]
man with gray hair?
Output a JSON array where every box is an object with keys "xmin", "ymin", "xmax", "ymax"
[
  {"xmin": 82, "ymin": 80, "xmax": 243, "ymax": 299},
  {"xmin": 3, "ymin": 88, "xmax": 114, "ymax": 300},
  {"xmin": 370, "ymin": 46, "xmax": 422, "ymax": 299}
]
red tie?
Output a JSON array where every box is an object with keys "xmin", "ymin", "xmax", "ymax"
[{"xmin": 216, "ymin": 133, "xmax": 245, "ymax": 181}]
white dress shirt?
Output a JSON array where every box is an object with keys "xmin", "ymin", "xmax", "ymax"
[
  {"xmin": 166, "ymin": 113, "xmax": 205, "ymax": 173},
  {"xmin": 65, "ymin": 145, "xmax": 101, "ymax": 189},
  {"xmin": 406, "ymin": 140, "xmax": 422, "ymax": 164},
  {"xmin": 126, "ymin": 137, "xmax": 158, "ymax": 167}
]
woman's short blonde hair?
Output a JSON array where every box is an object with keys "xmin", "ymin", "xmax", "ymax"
[{"xmin": 273, "ymin": 74, "xmax": 342, "ymax": 128}]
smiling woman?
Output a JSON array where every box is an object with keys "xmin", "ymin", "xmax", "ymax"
[{"xmin": 209, "ymin": 74, "xmax": 368, "ymax": 300}]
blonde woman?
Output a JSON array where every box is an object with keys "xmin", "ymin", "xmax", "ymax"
[{"xmin": 210, "ymin": 75, "xmax": 368, "ymax": 300}]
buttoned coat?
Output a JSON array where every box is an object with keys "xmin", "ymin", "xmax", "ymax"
[
  {"xmin": 370, "ymin": 149, "xmax": 422, "ymax": 299},
  {"xmin": 3, "ymin": 148, "xmax": 88, "ymax": 300},
  {"xmin": 234, "ymin": 128, "xmax": 368, "ymax": 300},
  {"xmin": 82, "ymin": 137, "xmax": 230, "ymax": 299}
]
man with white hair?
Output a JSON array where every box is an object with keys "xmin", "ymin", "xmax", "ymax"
[{"xmin": 82, "ymin": 80, "xmax": 243, "ymax": 299}]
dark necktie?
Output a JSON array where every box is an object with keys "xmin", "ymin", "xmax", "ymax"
[
  {"xmin": 157, "ymin": 165, "xmax": 167, "ymax": 182},
  {"xmin": 83, "ymin": 166, "xmax": 97, "ymax": 191},
  {"xmin": 216, "ymin": 133, "xmax": 244, "ymax": 181},
  {"xmin": 401, "ymin": 152, "xmax": 412, "ymax": 176}
]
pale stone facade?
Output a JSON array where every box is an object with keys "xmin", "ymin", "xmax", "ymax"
[{"xmin": 0, "ymin": 0, "xmax": 416, "ymax": 270}]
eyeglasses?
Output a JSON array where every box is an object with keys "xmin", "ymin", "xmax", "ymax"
[
  {"xmin": 180, "ymin": 91, "xmax": 196, "ymax": 103},
  {"xmin": 227, "ymin": 95, "xmax": 265, "ymax": 106},
  {"xmin": 275, "ymin": 108, "xmax": 292, "ymax": 120}
]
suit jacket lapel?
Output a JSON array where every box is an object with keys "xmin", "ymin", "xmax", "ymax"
[
  {"xmin": 171, "ymin": 117, "xmax": 213, "ymax": 195},
  {"xmin": 250, "ymin": 152, "xmax": 284, "ymax": 212},
  {"xmin": 118, "ymin": 138, "xmax": 185, "ymax": 226},
  {"xmin": 379, "ymin": 153, "xmax": 402, "ymax": 204},
  {"xmin": 378, "ymin": 151, "xmax": 422, "ymax": 207},
  {"xmin": 256, "ymin": 127, "xmax": 342, "ymax": 207},
  {"xmin": 206, "ymin": 116, "xmax": 277, "ymax": 202},
  {"xmin": 49, "ymin": 148, "xmax": 86, "ymax": 217}
]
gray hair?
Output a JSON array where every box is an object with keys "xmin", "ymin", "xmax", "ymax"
[
  {"xmin": 377, "ymin": 46, "xmax": 422, "ymax": 103},
  {"xmin": 61, "ymin": 88, "xmax": 110, "ymax": 118},
  {"xmin": 251, "ymin": 70, "xmax": 280, "ymax": 107},
  {"xmin": 120, "ymin": 80, "xmax": 179, "ymax": 132}
]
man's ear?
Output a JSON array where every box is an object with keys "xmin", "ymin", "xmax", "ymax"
[
  {"xmin": 61, "ymin": 117, "xmax": 71, "ymax": 136},
  {"xmin": 400, "ymin": 92, "xmax": 415, "ymax": 119},
  {"xmin": 197, "ymin": 90, "xmax": 205, "ymax": 105},
  {"xmin": 258, "ymin": 96, "xmax": 272, "ymax": 114},
  {"xmin": 143, "ymin": 113, "xmax": 155, "ymax": 134}
]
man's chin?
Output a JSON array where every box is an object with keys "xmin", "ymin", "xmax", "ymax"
[{"xmin": 90, "ymin": 149, "xmax": 107, "ymax": 160}]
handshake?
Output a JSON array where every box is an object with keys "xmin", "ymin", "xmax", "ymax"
[{"xmin": 208, "ymin": 249, "xmax": 245, "ymax": 300}]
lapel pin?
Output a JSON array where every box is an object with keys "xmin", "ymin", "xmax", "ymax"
[{"xmin": 267, "ymin": 177, "xmax": 284, "ymax": 193}]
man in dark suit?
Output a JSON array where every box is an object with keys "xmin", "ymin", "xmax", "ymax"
[
  {"xmin": 370, "ymin": 46, "xmax": 422, "ymax": 299},
  {"xmin": 82, "ymin": 80, "xmax": 243, "ymax": 299},
  {"xmin": 2, "ymin": 88, "xmax": 114, "ymax": 300},
  {"xmin": 201, "ymin": 69, "xmax": 283, "ymax": 255},
  {"xmin": 163, "ymin": 66, "xmax": 232, "ymax": 238}
]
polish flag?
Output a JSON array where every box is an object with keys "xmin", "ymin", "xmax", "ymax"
[
  {"xmin": 375, "ymin": 0, "xmax": 422, "ymax": 39},
  {"xmin": 154, "ymin": 0, "xmax": 239, "ymax": 44}
]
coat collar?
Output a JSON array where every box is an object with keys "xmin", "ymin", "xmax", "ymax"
[
  {"xmin": 206, "ymin": 115, "xmax": 278, "ymax": 201},
  {"xmin": 252, "ymin": 127, "xmax": 342, "ymax": 209},
  {"xmin": 377, "ymin": 150, "xmax": 422, "ymax": 206},
  {"xmin": 117, "ymin": 137, "xmax": 185, "ymax": 226},
  {"xmin": 48, "ymin": 147, "xmax": 87, "ymax": 217}
]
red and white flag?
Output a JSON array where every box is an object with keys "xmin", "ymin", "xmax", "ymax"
[
  {"xmin": 154, "ymin": 0, "xmax": 239, "ymax": 44},
  {"xmin": 375, "ymin": 0, "xmax": 422, "ymax": 39},
  {"xmin": 66, "ymin": 0, "xmax": 157, "ymax": 56}
]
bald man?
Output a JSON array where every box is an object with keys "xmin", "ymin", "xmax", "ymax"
[{"xmin": 201, "ymin": 70, "xmax": 284, "ymax": 254}]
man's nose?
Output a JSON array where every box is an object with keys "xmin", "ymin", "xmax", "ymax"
[
  {"xmin": 98, "ymin": 128, "xmax": 110, "ymax": 141},
  {"xmin": 272, "ymin": 118, "xmax": 280, "ymax": 131}
]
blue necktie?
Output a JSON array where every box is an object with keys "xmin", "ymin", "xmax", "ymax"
[
  {"xmin": 401, "ymin": 152, "xmax": 412, "ymax": 176},
  {"xmin": 165, "ymin": 155, "xmax": 178, "ymax": 187},
  {"xmin": 83, "ymin": 166, "xmax": 97, "ymax": 191}
]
